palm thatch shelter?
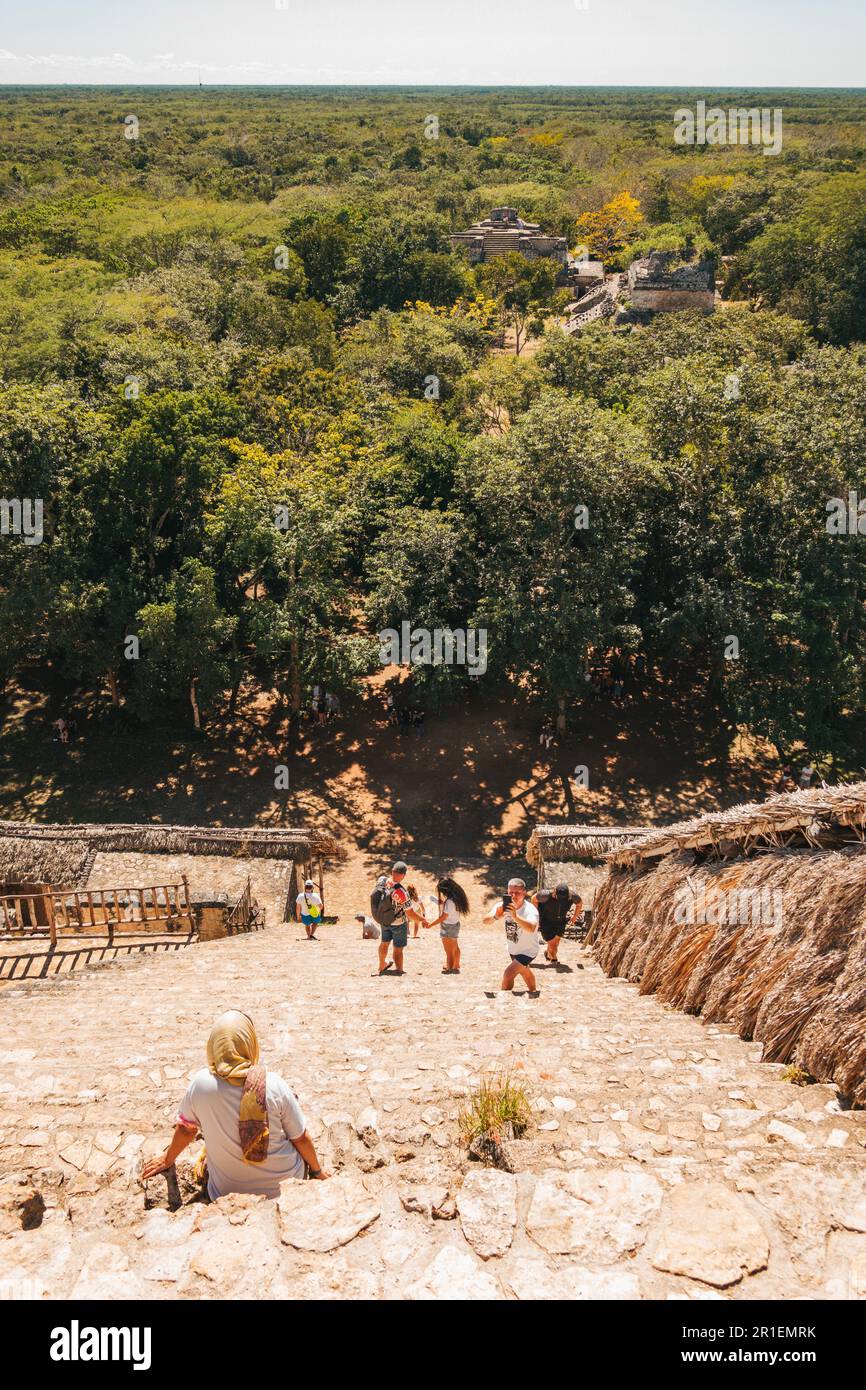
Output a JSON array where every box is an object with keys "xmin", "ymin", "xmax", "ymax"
[
  {"xmin": 526, "ymin": 823, "xmax": 651, "ymax": 903},
  {"xmin": 589, "ymin": 784, "xmax": 866, "ymax": 1103},
  {"xmin": 0, "ymin": 821, "xmax": 345, "ymax": 920}
]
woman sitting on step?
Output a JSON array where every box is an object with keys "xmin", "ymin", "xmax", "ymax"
[{"xmin": 141, "ymin": 1010, "xmax": 329, "ymax": 1200}]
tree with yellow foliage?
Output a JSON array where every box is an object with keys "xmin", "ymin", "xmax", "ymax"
[{"xmin": 574, "ymin": 193, "xmax": 644, "ymax": 263}]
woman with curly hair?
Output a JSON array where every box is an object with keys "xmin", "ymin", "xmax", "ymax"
[{"xmin": 430, "ymin": 877, "xmax": 470, "ymax": 974}]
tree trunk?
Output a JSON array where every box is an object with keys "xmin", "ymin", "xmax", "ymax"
[
  {"xmin": 190, "ymin": 676, "xmax": 201, "ymax": 731},
  {"xmin": 228, "ymin": 674, "xmax": 243, "ymax": 717},
  {"xmin": 106, "ymin": 669, "xmax": 119, "ymax": 708}
]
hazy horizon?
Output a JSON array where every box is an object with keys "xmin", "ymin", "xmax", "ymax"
[
  {"xmin": 0, "ymin": 0, "xmax": 862, "ymax": 88},
  {"xmin": 1, "ymin": 83, "xmax": 865, "ymax": 92}
]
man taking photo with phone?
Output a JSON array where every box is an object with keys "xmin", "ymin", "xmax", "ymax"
[{"xmin": 488, "ymin": 877, "xmax": 541, "ymax": 996}]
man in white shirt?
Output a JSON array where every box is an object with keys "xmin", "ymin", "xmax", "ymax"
[
  {"xmin": 489, "ymin": 876, "xmax": 541, "ymax": 995},
  {"xmin": 296, "ymin": 878, "xmax": 323, "ymax": 939},
  {"xmin": 355, "ymin": 912, "xmax": 380, "ymax": 940}
]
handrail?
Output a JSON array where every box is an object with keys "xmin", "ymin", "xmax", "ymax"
[{"xmin": 0, "ymin": 878, "xmax": 193, "ymax": 943}]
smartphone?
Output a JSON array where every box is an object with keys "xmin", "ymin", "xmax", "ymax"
[{"xmin": 502, "ymin": 894, "xmax": 513, "ymax": 909}]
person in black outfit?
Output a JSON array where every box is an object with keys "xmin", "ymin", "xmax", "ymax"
[{"xmin": 533, "ymin": 882, "xmax": 582, "ymax": 963}]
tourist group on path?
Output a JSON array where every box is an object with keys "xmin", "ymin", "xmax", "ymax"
[{"xmin": 359, "ymin": 860, "xmax": 582, "ymax": 995}]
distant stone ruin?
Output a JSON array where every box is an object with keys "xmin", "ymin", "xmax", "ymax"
[
  {"xmin": 623, "ymin": 251, "xmax": 716, "ymax": 317},
  {"xmin": 450, "ymin": 207, "xmax": 568, "ymax": 270}
]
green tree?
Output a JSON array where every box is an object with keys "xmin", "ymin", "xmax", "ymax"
[
  {"xmin": 130, "ymin": 560, "xmax": 236, "ymax": 730},
  {"xmin": 464, "ymin": 392, "xmax": 651, "ymax": 697},
  {"xmin": 477, "ymin": 253, "xmax": 567, "ymax": 355}
]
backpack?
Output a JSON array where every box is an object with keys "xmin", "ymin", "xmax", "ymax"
[{"xmin": 371, "ymin": 885, "xmax": 405, "ymax": 928}]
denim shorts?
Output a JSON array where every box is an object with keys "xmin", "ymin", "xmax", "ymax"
[
  {"xmin": 381, "ymin": 923, "xmax": 408, "ymax": 948},
  {"xmin": 440, "ymin": 922, "xmax": 460, "ymax": 939}
]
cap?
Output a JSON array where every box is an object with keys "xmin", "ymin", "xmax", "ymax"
[
  {"xmin": 507, "ymin": 877, "xmax": 526, "ymax": 889},
  {"xmin": 354, "ymin": 913, "xmax": 365, "ymax": 921},
  {"xmin": 392, "ymin": 861, "xmax": 408, "ymax": 874},
  {"xmin": 304, "ymin": 879, "xmax": 315, "ymax": 888}
]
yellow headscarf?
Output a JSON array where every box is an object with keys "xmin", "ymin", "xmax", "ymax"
[{"xmin": 206, "ymin": 1010, "xmax": 260, "ymax": 1086}]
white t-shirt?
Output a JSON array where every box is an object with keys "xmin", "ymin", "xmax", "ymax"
[
  {"xmin": 178, "ymin": 1068, "xmax": 306, "ymax": 1201},
  {"xmin": 297, "ymin": 890, "xmax": 323, "ymax": 916},
  {"xmin": 441, "ymin": 897, "xmax": 460, "ymax": 926},
  {"xmin": 504, "ymin": 900, "xmax": 540, "ymax": 959}
]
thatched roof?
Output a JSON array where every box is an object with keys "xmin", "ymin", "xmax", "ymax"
[
  {"xmin": 0, "ymin": 821, "xmax": 346, "ymax": 888},
  {"xmin": 607, "ymin": 783, "xmax": 866, "ymax": 868},
  {"xmin": 588, "ymin": 784, "xmax": 866, "ymax": 1104},
  {"xmin": 536, "ymin": 860, "xmax": 607, "ymax": 903},
  {"xmin": 526, "ymin": 823, "xmax": 651, "ymax": 868}
]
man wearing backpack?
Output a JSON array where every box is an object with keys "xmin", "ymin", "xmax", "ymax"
[{"xmin": 371, "ymin": 861, "xmax": 421, "ymax": 976}]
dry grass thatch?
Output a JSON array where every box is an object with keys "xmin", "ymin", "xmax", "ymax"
[
  {"xmin": 0, "ymin": 821, "xmax": 346, "ymax": 888},
  {"xmin": 607, "ymin": 782, "xmax": 866, "ymax": 868},
  {"xmin": 526, "ymin": 823, "xmax": 652, "ymax": 868},
  {"xmin": 0, "ymin": 834, "xmax": 90, "ymax": 887},
  {"xmin": 589, "ymin": 785, "xmax": 866, "ymax": 1102}
]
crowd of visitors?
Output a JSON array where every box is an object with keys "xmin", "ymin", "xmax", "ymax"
[
  {"xmin": 362, "ymin": 861, "xmax": 582, "ymax": 992},
  {"xmin": 385, "ymin": 689, "xmax": 426, "ymax": 736},
  {"xmin": 775, "ymin": 761, "xmax": 826, "ymax": 793}
]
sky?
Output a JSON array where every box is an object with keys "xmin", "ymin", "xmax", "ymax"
[{"xmin": 0, "ymin": 0, "xmax": 862, "ymax": 88}]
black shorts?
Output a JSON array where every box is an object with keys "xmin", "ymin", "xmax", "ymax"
[
  {"xmin": 512, "ymin": 953, "xmax": 536, "ymax": 967},
  {"xmin": 539, "ymin": 921, "xmax": 564, "ymax": 943}
]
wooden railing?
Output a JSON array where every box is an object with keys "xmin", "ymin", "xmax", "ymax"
[
  {"xmin": 0, "ymin": 879, "xmax": 193, "ymax": 945},
  {"xmin": 226, "ymin": 877, "xmax": 265, "ymax": 934}
]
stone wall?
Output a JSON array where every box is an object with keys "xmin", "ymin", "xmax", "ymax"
[
  {"xmin": 630, "ymin": 286, "xmax": 715, "ymax": 314},
  {"xmin": 85, "ymin": 852, "xmax": 295, "ymax": 928}
]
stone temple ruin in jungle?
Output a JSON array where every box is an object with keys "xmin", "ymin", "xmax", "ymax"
[
  {"xmin": 450, "ymin": 206, "xmax": 570, "ymax": 270},
  {"xmin": 450, "ymin": 208, "xmax": 718, "ymax": 333},
  {"xmin": 1, "ymin": 784, "xmax": 865, "ymax": 1302}
]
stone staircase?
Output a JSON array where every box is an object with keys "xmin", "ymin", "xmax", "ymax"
[
  {"xmin": 1, "ymin": 850, "xmax": 865, "ymax": 1299},
  {"xmin": 565, "ymin": 276, "xmax": 620, "ymax": 332}
]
